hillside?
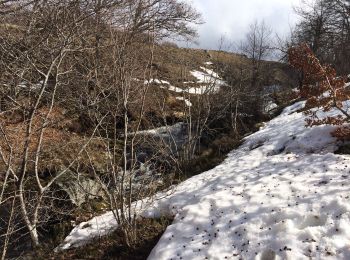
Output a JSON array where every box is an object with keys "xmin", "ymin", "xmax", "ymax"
[
  {"xmin": 0, "ymin": 35, "xmax": 299, "ymax": 258},
  {"xmin": 0, "ymin": 42, "xmax": 296, "ymax": 175},
  {"xmin": 56, "ymin": 98, "xmax": 350, "ymax": 259},
  {"xmin": 132, "ymin": 44, "xmax": 298, "ymax": 133},
  {"xmin": 2, "ymin": 1, "xmax": 350, "ymax": 259},
  {"xmin": 152, "ymin": 45, "xmax": 297, "ymax": 97}
]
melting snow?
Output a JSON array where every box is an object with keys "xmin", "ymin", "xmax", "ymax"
[
  {"xmin": 176, "ymin": 97, "xmax": 192, "ymax": 107},
  {"xmin": 156, "ymin": 80, "xmax": 218, "ymax": 95},
  {"xmin": 129, "ymin": 122, "xmax": 185, "ymax": 137},
  {"xmin": 144, "ymin": 65, "xmax": 226, "ymax": 95},
  {"xmin": 186, "ymin": 85, "xmax": 219, "ymax": 95},
  {"xmin": 145, "ymin": 79, "xmax": 171, "ymax": 85},
  {"xmin": 160, "ymin": 85, "xmax": 185, "ymax": 93},
  {"xmin": 199, "ymin": 67, "xmax": 220, "ymax": 79},
  {"xmin": 58, "ymin": 100, "xmax": 350, "ymax": 260},
  {"xmin": 190, "ymin": 68, "xmax": 225, "ymax": 87}
]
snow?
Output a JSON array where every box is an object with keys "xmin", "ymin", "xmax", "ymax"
[
  {"xmin": 186, "ymin": 85, "xmax": 219, "ymax": 95},
  {"xmin": 142, "ymin": 65, "xmax": 226, "ymax": 95},
  {"xmin": 186, "ymin": 66, "xmax": 226, "ymax": 94},
  {"xmin": 55, "ymin": 200, "xmax": 149, "ymax": 251},
  {"xmin": 176, "ymin": 96, "xmax": 192, "ymax": 107},
  {"xmin": 160, "ymin": 85, "xmax": 185, "ymax": 93},
  {"xmin": 190, "ymin": 69, "xmax": 225, "ymax": 88},
  {"xmin": 129, "ymin": 122, "xmax": 184, "ymax": 137},
  {"xmin": 150, "ymin": 78, "xmax": 219, "ymax": 95},
  {"xmin": 145, "ymin": 79, "xmax": 170, "ymax": 85},
  {"xmin": 58, "ymin": 100, "xmax": 350, "ymax": 259},
  {"xmin": 55, "ymin": 211, "xmax": 117, "ymax": 251},
  {"xmin": 160, "ymin": 82, "xmax": 216, "ymax": 95},
  {"xmin": 163, "ymin": 85, "xmax": 217, "ymax": 95},
  {"xmin": 199, "ymin": 67, "xmax": 220, "ymax": 79}
]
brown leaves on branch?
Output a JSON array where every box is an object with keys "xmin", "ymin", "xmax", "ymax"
[{"xmin": 288, "ymin": 43, "xmax": 350, "ymax": 140}]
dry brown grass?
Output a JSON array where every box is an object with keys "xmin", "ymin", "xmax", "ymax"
[{"xmin": 0, "ymin": 106, "xmax": 107, "ymax": 174}]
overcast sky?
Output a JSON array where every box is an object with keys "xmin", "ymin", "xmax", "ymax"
[{"xmin": 180, "ymin": 0, "xmax": 301, "ymax": 50}]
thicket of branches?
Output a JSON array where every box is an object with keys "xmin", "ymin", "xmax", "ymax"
[
  {"xmin": 292, "ymin": 0, "xmax": 350, "ymax": 75},
  {"xmin": 0, "ymin": 0, "xmax": 201, "ymax": 257},
  {"xmin": 0, "ymin": 1, "xmax": 296, "ymax": 257},
  {"xmin": 287, "ymin": 0, "xmax": 350, "ymax": 139},
  {"xmin": 289, "ymin": 43, "xmax": 350, "ymax": 139}
]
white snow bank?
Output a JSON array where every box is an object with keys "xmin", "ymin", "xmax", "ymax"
[
  {"xmin": 56, "ymin": 211, "xmax": 118, "ymax": 251},
  {"xmin": 59, "ymin": 100, "xmax": 350, "ymax": 259}
]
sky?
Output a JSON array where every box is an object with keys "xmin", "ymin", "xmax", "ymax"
[{"xmin": 180, "ymin": 0, "xmax": 301, "ymax": 51}]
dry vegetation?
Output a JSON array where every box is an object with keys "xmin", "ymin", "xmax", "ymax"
[{"xmin": 0, "ymin": 1, "xmax": 299, "ymax": 259}]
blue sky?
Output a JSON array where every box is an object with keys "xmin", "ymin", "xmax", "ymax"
[{"xmin": 181, "ymin": 0, "xmax": 300, "ymax": 50}]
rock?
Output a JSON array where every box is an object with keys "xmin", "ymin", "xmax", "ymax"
[{"xmin": 56, "ymin": 170, "xmax": 107, "ymax": 206}]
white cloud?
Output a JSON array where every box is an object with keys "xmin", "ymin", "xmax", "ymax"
[{"xmin": 180, "ymin": 0, "xmax": 300, "ymax": 50}]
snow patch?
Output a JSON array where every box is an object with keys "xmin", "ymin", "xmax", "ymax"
[
  {"xmin": 145, "ymin": 79, "xmax": 170, "ymax": 85},
  {"xmin": 142, "ymin": 65, "xmax": 226, "ymax": 95},
  {"xmin": 176, "ymin": 96, "xmax": 192, "ymax": 107},
  {"xmin": 129, "ymin": 122, "xmax": 184, "ymax": 137}
]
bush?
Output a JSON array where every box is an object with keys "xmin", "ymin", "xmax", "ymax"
[{"xmin": 288, "ymin": 43, "xmax": 350, "ymax": 139}]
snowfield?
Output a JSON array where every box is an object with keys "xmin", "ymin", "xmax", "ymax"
[{"xmin": 57, "ymin": 100, "xmax": 350, "ymax": 260}]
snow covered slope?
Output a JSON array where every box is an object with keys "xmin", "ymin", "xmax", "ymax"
[{"xmin": 58, "ymin": 101, "xmax": 350, "ymax": 260}]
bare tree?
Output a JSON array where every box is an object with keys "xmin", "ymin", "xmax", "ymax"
[
  {"xmin": 292, "ymin": 0, "xmax": 350, "ymax": 74},
  {"xmin": 0, "ymin": 0, "xmax": 110, "ymax": 252},
  {"xmin": 70, "ymin": 0, "xmax": 201, "ymax": 248},
  {"xmin": 0, "ymin": 0, "xmax": 201, "ymax": 255},
  {"xmin": 239, "ymin": 20, "xmax": 273, "ymax": 113}
]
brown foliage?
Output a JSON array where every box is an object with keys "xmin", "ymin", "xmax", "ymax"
[{"xmin": 288, "ymin": 43, "xmax": 350, "ymax": 139}]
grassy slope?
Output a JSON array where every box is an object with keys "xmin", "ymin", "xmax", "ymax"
[{"xmin": 152, "ymin": 45, "xmax": 297, "ymax": 89}]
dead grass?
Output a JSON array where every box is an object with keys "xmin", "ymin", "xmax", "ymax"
[
  {"xmin": 0, "ymin": 106, "xmax": 108, "ymax": 175},
  {"xmin": 32, "ymin": 217, "xmax": 173, "ymax": 260}
]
